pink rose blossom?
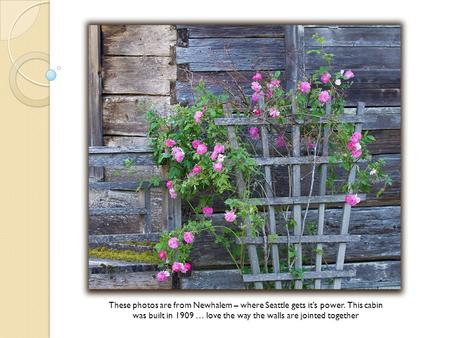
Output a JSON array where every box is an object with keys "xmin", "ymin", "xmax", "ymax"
[
  {"xmin": 251, "ymin": 93, "xmax": 259, "ymax": 104},
  {"xmin": 275, "ymin": 134, "xmax": 286, "ymax": 148},
  {"xmin": 169, "ymin": 188, "xmax": 177, "ymax": 199},
  {"xmin": 253, "ymin": 108, "xmax": 261, "ymax": 117},
  {"xmin": 183, "ymin": 231, "xmax": 195, "ymax": 244},
  {"xmin": 192, "ymin": 164, "xmax": 202, "ymax": 174},
  {"xmin": 194, "ymin": 110, "xmax": 203, "ymax": 123},
  {"xmin": 166, "ymin": 180, "xmax": 173, "ymax": 189},
  {"xmin": 269, "ymin": 108, "xmax": 280, "ymax": 118},
  {"xmin": 224, "ymin": 210, "xmax": 237, "ymax": 223},
  {"xmin": 318, "ymin": 90, "xmax": 330, "ymax": 104},
  {"xmin": 269, "ymin": 79, "xmax": 281, "ymax": 88},
  {"xmin": 171, "ymin": 147, "xmax": 185, "ymax": 162},
  {"xmin": 210, "ymin": 151, "xmax": 219, "ymax": 161},
  {"xmin": 299, "ymin": 81, "xmax": 311, "ymax": 93},
  {"xmin": 168, "ymin": 237, "xmax": 180, "ymax": 249},
  {"xmin": 156, "ymin": 271, "xmax": 170, "ymax": 282},
  {"xmin": 343, "ymin": 70, "xmax": 354, "ymax": 80},
  {"xmin": 320, "ymin": 72, "xmax": 331, "ymax": 84},
  {"xmin": 202, "ymin": 207, "xmax": 214, "ymax": 217},
  {"xmin": 351, "ymin": 149, "xmax": 362, "ymax": 158},
  {"xmin": 196, "ymin": 143, "xmax": 208, "ymax": 155},
  {"xmin": 174, "ymin": 153, "xmax": 184, "ymax": 163},
  {"xmin": 172, "ymin": 261, "xmax": 183, "ymax": 273},
  {"xmin": 251, "ymin": 81, "xmax": 262, "ymax": 92},
  {"xmin": 214, "ymin": 144, "xmax": 225, "ymax": 154},
  {"xmin": 213, "ymin": 162, "xmax": 223, "ymax": 172},
  {"xmin": 252, "ymin": 72, "xmax": 262, "ymax": 81},
  {"xmin": 350, "ymin": 132, "xmax": 362, "ymax": 144},
  {"xmin": 180, "ymin": 264, "xmax": 189, "ymax": 273},
  {"xmin": 158, "ymin": 250, "xmax": 167, "ymax": 260},
  {"xmin": 165, "ymin": 139, "xmax": 176, "ymax": 147},
  {"xmin": 184, "ymin": 262, "xmax": 191, "ymax": 272},
  {"xmin": 192, "ymin": 139, "xmax": 201, "ymax": 149},
  {"xmin": 344, "ymin": 194, "xmax": 361, "ymax": 207},
  {"xmin": 248, "ymin": 127, "xmax": 260, "ymax": 140},
  {"xmin": 347, "ymin": 133, "xmax": 363, "ymax": 158}
]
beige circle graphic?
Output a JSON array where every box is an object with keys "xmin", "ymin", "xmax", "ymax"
[
  {"xmin": 7, "ymin": 1, "xmax": 50, "ymax": 87},
  {"xmin": 0, "ymin": 1, "xmax": 41, "ymax": 40},
  {"xmin": 10, "ymin": 52, "xmax": 49, "ymax": 107}
]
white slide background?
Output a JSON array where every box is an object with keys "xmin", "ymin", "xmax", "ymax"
[{"xmin": 50, "ymin": 1, "xmax": 450, "ymax": 337}]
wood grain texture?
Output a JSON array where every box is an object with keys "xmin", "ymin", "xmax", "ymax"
[
  {"xmin": 104, "ymin": 136, "xmax": 148, "ymax": 147},
  {"xmin": 102, "ymin": 25, "xmax": 176, "ymax": 56},
  {"xmin": 305, "ymin": 27, "xmax": 400, "ymax": 47},
  {"xmin": 238, "ymin": 234, "xmax": 361, "ymax": 244},
  {"xmin": 178, "ymin": 25, "xmax": 285, "ymax": 38},
  {"xmin": 89, "ymin": 271, "xmax": 171, "ymax": 289},
  {"xmin": 176, "ymin": 38, "xmax": 286, "ymax": 71},
  {"xmin": 179, "ymin": 260, "xmax": 400, "ymax": 289},
  {"xmin": 177, "ymin": 42, "xmax": 399, "ymax": 72},
  {"xmin": 89, "ymin": 214, "xmax": 143, "ymax": 235},
  {"xmin": 243, "ymin": 269, "xmax": 356, "ymax": 283},
  {"xmin": 188, "ymin": 231, "xmax": 399, "ymax": 268},
  {"xmin": 90, "ymin": 191, "xmax": 164, "ymax": 234},
  {"xmin": 176, "ymin": 71, "xmax": 400, "ymax": 106},
  {"xmin": 103, "ymin": 56, "xmax": 176, "ymax": 94},
  {"xmin": 103, "ymin": 95, "xmax": 171, "ymax": 136},
  {"xmin": 88, "ymin": 25, "xmax": 104, "ymax": 179}
]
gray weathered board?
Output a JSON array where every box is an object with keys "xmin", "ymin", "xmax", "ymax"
[
  {"xmin": 179, "ymin": 261, "xmax": 401, "ymax": 290},
  {"xmin": 88, "ymin": 24, "xmax": 401, "ymax": 289},
  {"xmin": 176, "ymin": 25, "xmax": 400, "ymax": 106}
]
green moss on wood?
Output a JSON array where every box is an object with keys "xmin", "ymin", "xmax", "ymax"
[{"xmin": 89, "ymin": 246, "xmax": 159, "ymax": 264}]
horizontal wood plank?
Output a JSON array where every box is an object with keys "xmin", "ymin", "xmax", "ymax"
[
  {"xmin": 104, "ymin": 136, "xmax": 148, "ymax": 147},
  {"xmin": 306, "ymin": 46, "xmax": 400, "ymax": 70},
  {"xmin": 189, "ymin": 232, "xmax": 400, "ymax": 268},
  {"xmin": 176, "ymin": 69, "xmax": 400, "ymax": 106},
  {"xmin": 214, "ymin": 114, "xmax": 396, "ymax": 126},
  {"xmin": 176, "ymin": 38, "xmax": 286, "ymax": 71},
  {"xmin": 179, "ymin": 260, "xmax": 400, "ymax": 289},
  {"xmin": 247, "ymin": 194, "xmax": 367, "ymax": 206},
  {"xmin": 102, "ymin": 25, "xmax": 176, "ymax": 56},
  {"xmin": 179, "ymin": 25, "xmax": 285, "ymax": 38},
  {"xmin": 89, "ymin": 207, "xmax": 147, "ymax": 216},
  {"xmin": 89, "ymin": 146, "xmax": 153, "ymax": 167},
  {"xmin": 238, "ymin": 234, "xmax": 361, "ymax": 244},
  {"xmin": 89, "ymin": 233, "xmax": 161, "ymax": 244},
  {"xmin": 89, "ymin": 153, "xmax": 154, "ymax": 167},
  {"xmin": 177, "ymin": 38, "xmax": 399, "ymax": 72},
  {"xmin": 103, "ymin": 95, "xmax": 170, "ymax": 136},
  {"xmin": 89, "ymin": 181, "xmax": 157, "ymax": 190},
  {"xmin": 89, "ymin": 271, "xmax": 171, "ymax": 289},
  {"xmin": 103, "ymin": 56, "xmax": 176, "ymax": 94},
  {"xmin": 242, "ymin": 269, "xmax": 356, "ymax": 283},
  {"xmin": 305, "ymin": 26, "xmax": 400, "ymax": 47},
  {"xmin": 89, "ymin": 146, "xmax": 152, "ymax": 154}
]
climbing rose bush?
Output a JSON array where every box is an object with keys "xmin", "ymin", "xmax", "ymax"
[{"xmin": 147, "ymin": 34, "xmax": 392, "ymax": 282}]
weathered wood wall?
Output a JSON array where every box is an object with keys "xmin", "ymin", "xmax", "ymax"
[
  {"xmin": 175, "ymin": 24, "xmax": 401, "ymax": 289},
  {"xmin": 89, "ymin": 24, "xmax": 401, "ymax": 289},
  {"xmin": 88, "ymin": 25, "xmax": 177, "ymax": 235}
]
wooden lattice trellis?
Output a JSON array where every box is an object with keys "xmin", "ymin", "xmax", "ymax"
[
  {"xmin": 211, "ymin": 25, "xmax": 368, "ymax": 289},
  {"xmin": 216, "ymin": 100, "xmax": 366, "ymax": 290}
]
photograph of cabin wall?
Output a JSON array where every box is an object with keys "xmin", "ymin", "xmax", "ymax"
[{"xmin": 88, "ymin": 24, "xmax": 401, "ymax": 289}]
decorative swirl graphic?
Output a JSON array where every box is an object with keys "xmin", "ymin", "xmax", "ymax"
[{"xmin": 5, "ymin": 1, "xmax": 51, "ymax": 107}]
